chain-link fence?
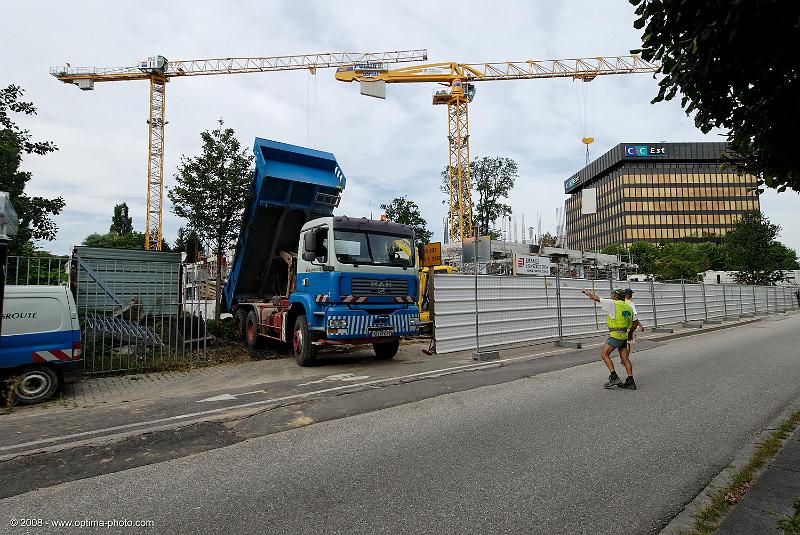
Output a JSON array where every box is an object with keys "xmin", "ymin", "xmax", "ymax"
[
  {"xmin": 6, "ymin": 253, "xmax": 215, "ymax": 374},
  {"xmin": 432, "ymin": 273, "xmax": 800, "ymax": 354}
]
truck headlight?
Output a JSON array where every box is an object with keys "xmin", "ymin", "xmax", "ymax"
[{"xmin": 328, "ymin": 318, "xmax": 348, "ymax": 328}]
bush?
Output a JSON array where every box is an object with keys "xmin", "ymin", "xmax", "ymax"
[{"xmin": 206, "ymin": 317, "xmax": 238, "ymax": 341}]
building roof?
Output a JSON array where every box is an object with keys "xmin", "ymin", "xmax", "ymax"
[{"xmin": 564, "ymin": 142, "xmax": 729, "ymax": 194}]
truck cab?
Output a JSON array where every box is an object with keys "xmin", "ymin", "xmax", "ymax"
[{"xmin": 223, "ymin": 138, "xmax": 420, "ymax": 366}]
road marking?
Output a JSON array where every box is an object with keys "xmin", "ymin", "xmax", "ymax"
[
  {"xmin": 198, "ymin": 394, "xmax": 238, "ymax": 403},
  {"xmin": 297, "ymin": 373, "xmax": 371, "ymax": 387}
]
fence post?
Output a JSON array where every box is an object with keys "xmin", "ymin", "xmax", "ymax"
[
  {"xmin": 474, "ymin": 233, "xmax": 479, "ymax": 352},
  {"xmin": 650, "ymin": 279, "xmax": 658, "ymax": 328},
  {"xmin": 752, "ymin": 285, "xmax": 757, "ymax": 314},
  {"xmin": 555, "ymin": 273, "xmax": 563, "ymax": 341},
  {"xmin": 681, "ymin": 278, "xmax": 688, "ymax": 323},
  {"xmin": 766, "ymin": 286, "xmax": 770, "ymax": 314},
  {"xmin": 739, "ymin": 285, "xmax": 743, "ymax": 315},
  {"xmin": 701, "ymin": 281, "xmax": 708, "ymax": 321},
  {"xmin": 722, "ymin": 283, "xmax": 728, "ymax": 319}
]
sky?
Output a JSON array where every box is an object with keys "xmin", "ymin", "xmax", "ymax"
[{"xmin": 2, "ymin": 0, "xmax": 798, "ymax": 256}]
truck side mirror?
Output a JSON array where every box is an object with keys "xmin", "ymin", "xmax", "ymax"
[
  {"xmin": 302, "ymin": 232, "xmax": 318, "ymax": 261},
  {"xmin": 303, "ymin": 231, "xmax": 317, "ymax": 253}
]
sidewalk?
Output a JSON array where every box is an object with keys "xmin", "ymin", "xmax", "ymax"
[{"xmin": 715, "ymin": 425, "xmax": 800, "ymax": 534}]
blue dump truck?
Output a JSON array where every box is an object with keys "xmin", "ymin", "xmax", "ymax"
[{"xmin": 223, "ymin": 139, "xmax": 420, "ymax": 366}]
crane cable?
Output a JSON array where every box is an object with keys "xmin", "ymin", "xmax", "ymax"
[{"xmin": 575, "ymin": 80, "xmax": 596, "ymax": 165}]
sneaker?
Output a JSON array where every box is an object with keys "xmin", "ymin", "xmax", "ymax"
[
  {"xmin": 604, "ymin": 374, "xmax": 622, "ymax": 388},
  {"xmin": 618, "ymin": 377, "xmax": 637, "ymax": 390}
]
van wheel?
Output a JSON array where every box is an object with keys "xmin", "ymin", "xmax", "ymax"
[
  {"xmin": 234, "ymin": 308, "xmax": 248, "ymax": 342},
  {"xmin": 12, "ymin": 366, "xmax": 60, "ymax": 405},
  {"xmin": 246, "ymin": 310, "xmax": 264, "ymax": 350},
  {"xmin": 293, "ymin": 315, "xmax": 317, "ymax": 366},
  {"xmin": 373, "ymin": 339, "xmax": 400, "ymax": 360}
]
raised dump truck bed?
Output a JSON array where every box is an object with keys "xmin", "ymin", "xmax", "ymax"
[{"xmin": 222, "ymin": 138, "xmax": 345, "ymax": 311}]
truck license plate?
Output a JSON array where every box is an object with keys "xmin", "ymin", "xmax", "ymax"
[{"xmin": 371, "ymin": 329, "xmax": 393, "ymax": 337}]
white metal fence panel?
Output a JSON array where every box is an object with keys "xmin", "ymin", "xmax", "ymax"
[
  {"xmin": 655, "ymin": 283, "xmax": 685, "ymax": 325},
  {"xmin": 704, "ymin": 284, "xmax": 726, "ymax": 319},
  {"xmin": 559, "ymin": 278, "xmax": 605, "ymax": 338},
  {"xmin": 685, "ymin": 284, "xmax": 706, "ymax": 321},
  {"xmin": 432, "ymin": 274, "xmax": 482, "ymax": 354},
  {"xmin": 433, "ymin": 273, "xmax": 799, "ymax": 355},
  {"xmin": 627, "ymin": 281, "xmax": 656, "ymax": 327},
  {"xmin": 755, "ymin": 286, "xmax": 768, "ymax": 313},
  {"xmin": 476, "ymin": 276, "xmax": 560, "ymax": 349}
]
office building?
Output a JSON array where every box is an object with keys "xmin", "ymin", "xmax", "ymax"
[{"xmin": 564, "ymin": 142, "xmax": 760, "ymax": 251}]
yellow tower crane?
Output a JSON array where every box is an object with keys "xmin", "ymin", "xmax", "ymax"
[
  {"xmin": 51, "ymin": 50, "xmax": 428, "ymax": 250},
  {"xmin": 335, "ymin": 55, "xmax": 659, "ymax": 242}
]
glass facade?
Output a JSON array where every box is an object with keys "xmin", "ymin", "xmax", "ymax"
[{"xmin": 564, "ymin": 143, "xmax": 760, "ymax": 251}]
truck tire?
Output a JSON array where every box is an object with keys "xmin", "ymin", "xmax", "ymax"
[
  {"xmin": 234, "ymin": 308, "xmax": 248, "ymax": 342},
  {"xmin": 245, "ymin": 310, "xmax": 264, "ymax": 350},
  {"xmin": 293, "ymin": 315, "xmax": 317, "ymax": 366},
  {"xmin": 373, "ymin": 339, "xmax": 400, "ymax": 360},
  {"xmin": 12, "ymin": 366, "xmax": 60, "ymax": 405}
]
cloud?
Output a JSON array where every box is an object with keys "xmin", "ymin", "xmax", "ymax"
[{"xmin": 2, "ymin": 0, "xmax": 797, "ymax": 256}]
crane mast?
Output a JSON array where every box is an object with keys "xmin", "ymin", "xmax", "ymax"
[
  {"xmin": 335, "ymin": 55, "xmax": 659, "ymax": 242},
  {"xmin": 51, "ymin": 50, "xmax": 428, "ymax": 250}
]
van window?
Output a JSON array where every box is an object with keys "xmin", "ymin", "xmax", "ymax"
[{"xmin": 2, "ymin": 296, "xmax": 65, "ymax": 336}]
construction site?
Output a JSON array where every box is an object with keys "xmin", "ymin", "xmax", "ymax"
[{"xmin": 2, "ymin": 3, "xmax": 800, "ymax": 534}]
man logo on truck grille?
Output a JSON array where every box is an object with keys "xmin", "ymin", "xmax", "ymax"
[{"xmin": 371, "ymin": 281, "xmax": 388, "ymax": 294}]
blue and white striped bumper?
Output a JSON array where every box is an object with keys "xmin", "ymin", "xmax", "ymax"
[{"xmin": 325, "ymin": 310, "xmax": 420, "ymax": 339}]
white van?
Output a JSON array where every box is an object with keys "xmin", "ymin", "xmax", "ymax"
[{"xmin": 1, "ymin": 286, "xmax": 82, "ymax": 404}]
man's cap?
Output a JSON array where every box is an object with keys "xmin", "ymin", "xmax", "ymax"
[
  {"xmin": 613, "ymin": 288, "xmax": 627, "ymax": 297},
  {"xmin": 624, "ymin": 288, "xmax": 634, "ymax": 296}
]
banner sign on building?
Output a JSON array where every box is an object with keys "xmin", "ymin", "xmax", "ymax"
[
  {"xmin": 581, "ymin": 188, "xmax": 597, "ymax": 215},
  {"xmin": 513, "ymin": 254, "xmax": 551, "ymax": 276},
  {"xmin": 624, "ymin": 145, "xmax": 666, "ymax": 157}
]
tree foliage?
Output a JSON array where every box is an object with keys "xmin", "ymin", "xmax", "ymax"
[
  {"xmin": 380, "ymin": 196, "xmax": 433, "ymax": 244},
  {"xmin": 440, "ymin": 156, "xmax": 517, "ymax": 236},
  {"xmin": 110, "ymin": 203, "xmax": 133, "ymax": 235},
  {"xmin": 168, "ymin": 120, "xmax": 253, "ymax": 320},
  {"xmin": 538, "ymin": 232, "xmax": 557, "ymax": 248},
  {"xmin": 723, "ymin": 212, "xmax": 799, "ymax": 285},
  {"xmin": 621, "ymin": 213, "xmax": 797, "ymax": 283},
  {"xmin": 83, "ymin": 231, "xmax": 147, "ymax": 250},
  {"xmin": 174, "ymin": 226, "xmax": 202, "ymax": 263},
  {"xmin": 631, "ymin": 0, "xmax": 800, "ymax": 192},
  {"xmin": 0, "ymin": 85, "xmax": 65, "ymax": 255}
]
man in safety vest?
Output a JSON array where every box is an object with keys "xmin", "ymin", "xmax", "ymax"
[{"xmin": 581, "ymin": 287, "xmax": 637, "ymax": 390}]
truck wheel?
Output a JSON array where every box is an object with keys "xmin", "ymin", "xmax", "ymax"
[
  {"xmin": 246, "ymin": 310, "xmax": 264, "ymax": 350},
  {"xmin": 373, "ymin": 339, "xmax": 400, "ymax": 360},
  {"xmin": 12, "ymin": 366, "xmax": 60, "ymax": 405},
  {"xmin": 234, "ymin": 308, "xmax": 248, "ymax": 342},
  {"xmin": 293, "ymin": 315, "xmax": 317, "ymax": 366}
]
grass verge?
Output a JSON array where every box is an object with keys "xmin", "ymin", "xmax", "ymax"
[{"xmin": 689, "ymin": 410, "xmax": 800, "ymax": 534}]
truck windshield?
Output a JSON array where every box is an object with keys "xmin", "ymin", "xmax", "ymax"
[{"xmin": 333, "ymin": 230, "xmax": 415, "ymax": 267}]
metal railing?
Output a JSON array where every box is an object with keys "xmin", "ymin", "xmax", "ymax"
[
  {"xmin": 6, "ymin": 255, "xmax": 217, "ymax": 374},
  {"xmin": 432, "ymin": 274, "xmax": 800, "ymax": 354}
]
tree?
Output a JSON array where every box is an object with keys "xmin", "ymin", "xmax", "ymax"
[
  {"xmin": 538, "ymin": 232, "xmax": 557, "ymax": 248},
  {"xmin": 440, "ymin": 156, "xmax": 517, "ymax": 237},
  {"xmin": 723, "ymin": 212, "xmax": 799, "ymax": 285},
  {"xmin": 380, "ymin": 196, "xmax": 433, "ymax": 244},
  {"xmin": 628, "ymin": 241, "xmax": 659, "ymax": 275},
  {"xmin": 168, "ymin": 120, "xmax": 253, "ymax": 320},
  {"xmin": 631, "ymin": 0, "xmax": 800, "ymax": 192},
  {"xmin": 83, "ymin": 231, "xmax": 146, "ymax": 250},
  {"xmin": 0, "ymin": 85, "xmax": 65, "ymax": 255},
  {"xmin": 110, "ymin": 203, "xmax": 133, "ymax": 235},
  {"xmin": 601, "ymin": 244, "xmax": 627, "ymax": 256},
  {"xmin": 174, "ymin": 226, "xmax": 202, "ymax": 263}
]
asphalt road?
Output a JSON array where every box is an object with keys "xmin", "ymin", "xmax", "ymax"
[{"xmin": 2, "ymin": 315, "xmax": 799, "ymax": 535}]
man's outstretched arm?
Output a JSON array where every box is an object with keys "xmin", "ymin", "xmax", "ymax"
[{"xmin": 581, "ymin": 288, "xmax": 600, "ymax": 302}]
